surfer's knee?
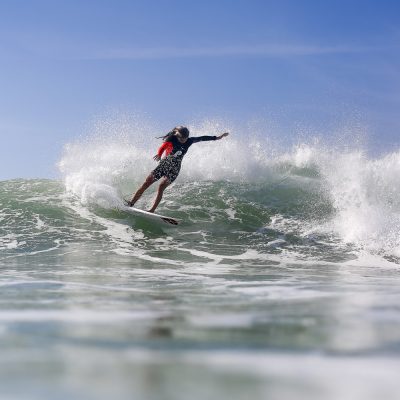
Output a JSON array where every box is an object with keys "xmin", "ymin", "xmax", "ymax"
[
  {"xmin": 159, "ymin": 180, "xmax": 170, "ymax": 191},
  {"xmin": 145, "ymin": 175, "xmax": 155, "ymax": 186}
]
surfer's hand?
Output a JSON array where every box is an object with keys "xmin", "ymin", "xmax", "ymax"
[
  {"xmin": 218, "ymin": 132, "xmax": 229, "ymax": 139},
  {"xmin": 153, "ymin": 154, "xmax": 161, "ymax": 161}
]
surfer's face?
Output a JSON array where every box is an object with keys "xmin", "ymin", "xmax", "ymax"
[{"xmin": 176, "ymin": 134, "xmax": 188, "ymax": 143}]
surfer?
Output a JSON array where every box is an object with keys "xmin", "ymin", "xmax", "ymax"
[{"xmin": 127, "ymin": 126, "xmax": 229, "ymax": 212}]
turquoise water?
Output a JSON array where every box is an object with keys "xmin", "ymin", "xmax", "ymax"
[{"xmin": 1, "ymin": 127, "xmax": 400, "ymax": 399}]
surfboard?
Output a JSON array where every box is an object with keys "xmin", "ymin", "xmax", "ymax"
[{"xmin": 121, "ymin": 205, "xmax": 179, "ymax": 226}]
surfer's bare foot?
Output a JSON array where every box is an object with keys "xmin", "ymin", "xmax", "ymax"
[
  {"xmin": 147, "ymin": 209, "xmax": 155, "ymax": 213},
  {"xmin": 125, "ymin": 200, "xmax": 134, "ymax": 207}
]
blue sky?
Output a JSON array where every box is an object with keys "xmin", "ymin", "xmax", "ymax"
[{"xmin": 1, "ymin": 0, "xmax": 400, "ymax": 179}]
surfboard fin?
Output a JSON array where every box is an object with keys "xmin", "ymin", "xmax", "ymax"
[{"xmin": 161, "ymin": 217, "xmax": 179, "ymax": 225}]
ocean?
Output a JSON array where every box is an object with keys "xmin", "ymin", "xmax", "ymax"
[{"xmin": 1, "ymin": 123, "xmax": 400, "ymax": 399}]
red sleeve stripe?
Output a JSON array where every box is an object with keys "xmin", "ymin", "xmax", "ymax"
[{"xmin": 157, "ymin": 142, "xmax": 173, "ymax": 157}]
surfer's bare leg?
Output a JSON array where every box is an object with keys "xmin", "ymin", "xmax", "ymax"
[
  {"xmin": 148, "ymin": 177, "xmax": 170, "ymax": 213},
  {"xmin": 128, "ymin": 174, "xmax": 156, "ymax": 207}
]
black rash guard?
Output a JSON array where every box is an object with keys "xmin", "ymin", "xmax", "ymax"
[
  {"xmin": 152, "ymin": 135, "xmax": 217, "ymax": 183},
  {"xmin": 166, "ymin": 135, "xmax": 217, "ymax": 161}
]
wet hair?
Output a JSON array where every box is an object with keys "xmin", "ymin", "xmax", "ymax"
[{"xmin": 158, "ymin": 126, "xmax": 190, "ymax": 142}]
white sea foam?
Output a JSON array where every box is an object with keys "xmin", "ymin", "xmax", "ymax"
[
  {"xmin": 293, "ymin": 145, "xmax": 400, "ymax": 256},
  {"xmin": 0, "ymin": 234, "xmax": 24, "ymax": 250}
]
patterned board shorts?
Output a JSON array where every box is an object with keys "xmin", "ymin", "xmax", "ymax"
[{"xmin": 151, "ymin": 157, "xmax": 182, "ymax": 183}]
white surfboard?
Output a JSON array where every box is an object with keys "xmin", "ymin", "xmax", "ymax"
[{"xmin": 121, "ymin": 205, "xmax": 179, "ymax": 226}]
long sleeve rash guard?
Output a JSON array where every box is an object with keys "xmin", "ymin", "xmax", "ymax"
[{"xmin": 157, "ymin": 135, "xmax": 217, "ymax": 161}]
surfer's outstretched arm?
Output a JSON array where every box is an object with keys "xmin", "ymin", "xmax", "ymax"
[{"xmin": 191, "ymin": 132, "xmax": 229, "ymax": 143}]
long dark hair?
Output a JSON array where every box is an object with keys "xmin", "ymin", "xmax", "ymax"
[{"xmin": 157, "ymin": 126, "xmax": 190, "ymax": 142}]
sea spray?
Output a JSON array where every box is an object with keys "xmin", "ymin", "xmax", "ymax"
[
  {"xmin": 320, "ymin": 149, "xmax": 400, "ymax": 256},
  {"xmin": 285, "ymin": 143, "xmax": 400, "ymax": 256},
  {"xmin": 57, "ymin": 115, "xmax": 400, "ymax": 258}
]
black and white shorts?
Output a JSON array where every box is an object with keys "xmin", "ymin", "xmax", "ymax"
[{"xmin": 151, "ymin": 157, "xmax": 182, "ymax": 183}]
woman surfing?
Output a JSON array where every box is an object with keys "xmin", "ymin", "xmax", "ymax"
[{"xmin": 127, "ymin": 126, "xmax": 229, "ymax": 213}]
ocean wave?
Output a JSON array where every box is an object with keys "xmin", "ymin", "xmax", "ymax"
[
  {"xmin": 1, "ymin": 116, "xmax": 399, "ymax": 262},
  {"xmin": 55, "ymin": 116, "xmax": 400, "ymax": 259}
]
